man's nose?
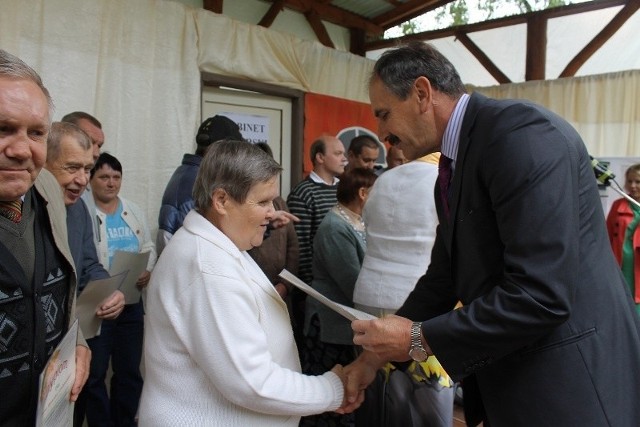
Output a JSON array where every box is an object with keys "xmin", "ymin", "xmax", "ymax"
[
  {"xmin": 75, "ymin": 170, "xmax": 89, "ymax": 186},
  {"xmin": 4, "ymin": 134, "xmax": 32, "ymax": 161}
]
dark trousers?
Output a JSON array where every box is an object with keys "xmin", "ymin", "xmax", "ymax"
[{"xmin": 79, "ymin": 302, "xmax": 144, "ymax": 427}]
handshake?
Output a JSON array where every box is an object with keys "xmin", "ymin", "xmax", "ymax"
[{"xmin": 326, "ymin": 314, "xmax": 421, "ymax": 413}]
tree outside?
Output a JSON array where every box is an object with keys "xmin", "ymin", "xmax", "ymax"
[{"xmin": 385, "ymin": 0, "xmax": 582, "ymax": 38}]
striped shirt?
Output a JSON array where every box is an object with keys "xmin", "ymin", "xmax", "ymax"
[
  {"xmin": 441, "ymin": 93, "xmax": 470, "ymax": 174},
  {"xmin": 286, "ymin": 177, "xmax": 338, "ymax": 284}
]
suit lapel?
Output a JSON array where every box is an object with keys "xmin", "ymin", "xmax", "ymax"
[{"xmin": 444, "ymin": 92, "xmax": 484, "ymax": 247}]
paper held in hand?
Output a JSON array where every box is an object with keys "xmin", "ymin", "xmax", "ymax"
[
  {"xmin": 278, "ymin": 269, "xmax": 376, "ymax": 321},
  {"xmin": 76, "ymin": 272, "xmax": 127, "ymax": 339},
  {"xmin": 36, "ymin": 319, "xmax": 79, "ymax": 427},
  {"xmin": 109, "ymin": 250, "xmax": 151, "ymax": 304}
]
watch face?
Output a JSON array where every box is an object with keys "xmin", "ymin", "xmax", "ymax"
[{"xmin": 409, "ymin": 347, "xmax": 428, "ymax": 362}]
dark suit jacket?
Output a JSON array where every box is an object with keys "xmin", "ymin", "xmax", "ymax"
[{"xmin": 397, "ymin": 93, "xmax": 640, "ymax": 426}]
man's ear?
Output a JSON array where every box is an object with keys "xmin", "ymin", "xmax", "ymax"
[
  {"xmin": 414, "ymin": 76, "xmax": 433, "ymax": 113},
  {"xmin": 315, "ymin": 151, "xmax": 325, "ymax": 166},
  {"xmin": 211, "ymin": 188, "xmax": 228, "ymax": 215}
]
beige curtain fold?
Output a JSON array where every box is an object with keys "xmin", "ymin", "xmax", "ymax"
[
  {"xmin": 194, "ymin": 8, "xmax": 373, "ymax": 103},
  {"xmin": 471, "ymin": 70, "xmax": 640, "ymax": 157}
]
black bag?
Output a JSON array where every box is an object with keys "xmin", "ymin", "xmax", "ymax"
[{"xmin": 355, "ymin": 359, "xmax": 455, "ymax": 427}]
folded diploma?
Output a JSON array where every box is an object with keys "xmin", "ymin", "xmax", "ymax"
[{"xmin": 278, "ymin": 269, "xmax": 376, "ymax": 321}]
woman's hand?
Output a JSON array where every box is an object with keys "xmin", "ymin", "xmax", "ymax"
[{"xmin": 136, "ymin": 270, "xmax": 151, "ymax": 290}]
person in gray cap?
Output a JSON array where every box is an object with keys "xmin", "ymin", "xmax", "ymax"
[{"xmin": 157, "ymin": 115, "xmax": 243, "ymax": 253}]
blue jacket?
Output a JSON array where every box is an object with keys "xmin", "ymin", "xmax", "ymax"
[
  {"xmin": 67, "ymin": 198, "xmax": 109, "ymax": 291},
  {"xmin": 158, "ymin": 153, "xmax": 201, "ymax": 238}
]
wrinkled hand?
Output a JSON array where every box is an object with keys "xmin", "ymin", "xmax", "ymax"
[
  {"xmin": 336, "ymin": 352, "xmax": 381, "ymax": 414},
  {"xmin": 136, "ymin": 270, "xmax": 151, "ymax": 290},
  {"xmin": 352, "ymin": 315, "xmax": 413, "ymax": 362},
  {"xmin": 270, "ymin": 210, "xmax": 299, "ymax": 229},
  {"xmin": 70, "ymin": 345, "xmax": 91, "ymax": 402},
  {"xmin": 96, "ymin": 290, "xmax": 125, "ymax": 319}
]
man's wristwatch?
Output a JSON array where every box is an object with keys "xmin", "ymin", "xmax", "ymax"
[{"xmin": 408, "ymin": 321, "xmax": 429, "ymax": 362}]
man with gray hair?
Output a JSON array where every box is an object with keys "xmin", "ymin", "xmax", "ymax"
[
  {"xmin": 44, "ymin": 121, "xmax": 124, "ymax": 306},
  {"xmin": 343, "ymin": 41, "xmax": 640, "ymax": 426},
  {"xmin": 0, "ymin": 49, "xmax": 90, "ymax": 425},
  {"xmin": 61, "ymin": 111, "xmax": 105, "ymax": 162},
  {"xmin": 45, "ymin": 121, "xmax": 126, "ymax": 426}
]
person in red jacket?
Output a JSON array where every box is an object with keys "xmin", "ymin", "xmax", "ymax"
[{"xmin": 606, "ymin": 163, "xmax": 640, "ymax": 315}]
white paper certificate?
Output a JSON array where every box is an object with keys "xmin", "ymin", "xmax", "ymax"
[
  {"xmin": 278, "ymin": 269, "xmax": 376, "ymax": 321},
  {"xmin": 76, "ymin": 272, "xmax": 127, "ymax": 339},
  {"xmin": 36, "ymin": 319, "xmax": 78, "ymax": 427},
  {"xmin": 109, "ymin": 250, "xmax": 151, "ymax": 304}
]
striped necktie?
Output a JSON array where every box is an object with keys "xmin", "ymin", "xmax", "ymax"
[{"xmin": 0, "ymin": 199, "xmax": 23, "ymax": 223}]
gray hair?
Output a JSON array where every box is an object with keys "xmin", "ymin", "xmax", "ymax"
[
  {"xmin": 61, "ymin": 111, "xmax": 102, "ymax": 129},
  {"xmin": 371, "ymin": 41, "xmax": 466, "ymax": 100},
  {"xmin": 193, "ymin": 140, "xmax": 282, "ymax": 212},
  {"xmin": 0, "ymin": 49, "xmax": 54, "ymax": 113},
  {"xmin": 46, "ymin": 122, "xmax": 92, "ymax": 163}
]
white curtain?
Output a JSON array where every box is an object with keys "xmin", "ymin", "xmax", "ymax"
[
  {"xmin": 471, "ymin": 70, "xmax": 640, "ymax": 157},
  {"xmin": 0, "ymin": 0, "xmax": 201, "ymax": 233},
  {"xmin": 1, "ymin": 0, "xmax": 638, "ymax": 233}
]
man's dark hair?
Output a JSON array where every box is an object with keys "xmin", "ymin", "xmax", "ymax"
[
  {"xmin": 309, "ymin": 138, "xmax": 326, "ymax": 165},
  {"xmin": 371, "ymin": 41, "xmax": 466, "ymax": 100},
  {"xmin": 61, "ymin": 111, "xmax": 102, "ymax": 128},
  {"xmin": 91, "ymin": 152, "xmax": 122, "ymax": 178},
  {"xmin": 348, "ymin": 135, "xmax": 379, "ymax": 156}
]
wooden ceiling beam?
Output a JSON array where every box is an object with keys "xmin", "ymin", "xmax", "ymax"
[
  {"xmin": 264, "ymin": 0, "xmax": 384, "ymax": 35},
  {"xmin": 560, "ymin": 0, "xmax": 639, "ymax": 77},
  {"xmin": 525, "ymin": 14, "xmax": 547, "ymax": 81},
  {"xmin": 373, "ymin": 0, "xmax": 451, "ymax": 29},
  {"xmin": 258, "ymin": 0, "xmax": 285, "ymax": 27},
  {"xmin": 365, "ymin": 0, "xmax": 628, "ymax": 51},
  {"xmin": 305, "ymin": 9, "xmax": 335, "ymax": 48},
  {"xmin": 455, "ymin": 32, "xmax": 511, "ymax": 84},
  {"xmin": 202, "ymin": 0, "xmax": 223, "ymax": 14}
]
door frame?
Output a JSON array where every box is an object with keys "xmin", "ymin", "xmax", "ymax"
[{"xmin": 201, "ymin": 73, "xmax": 305, "ymax": 189}]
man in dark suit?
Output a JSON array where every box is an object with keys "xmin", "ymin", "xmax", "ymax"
[{"xmin": 340, "ymin": 41, "xmax": 640, "ymax": 426}]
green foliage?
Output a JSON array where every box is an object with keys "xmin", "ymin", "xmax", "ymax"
[
  {"xmin": 396, "ymin": 0, "xmax": 573, "ymax": 35},
  {"xmin": 401, "ymin": 20, "xmax": 419, "ymax": 35}
]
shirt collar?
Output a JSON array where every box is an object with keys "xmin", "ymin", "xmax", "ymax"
[
  {"xmin": 309, "ymin": 170, "xmax": 339, "ymax": 185},
  {"xmin": 441, "ymin": 93, "xmax": 470, "ymax": 164}
]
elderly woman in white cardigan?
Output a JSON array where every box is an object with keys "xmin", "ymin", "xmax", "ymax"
[{"xmin": 138, "ymin": 140, "xmax": 345, "ymax": 427}]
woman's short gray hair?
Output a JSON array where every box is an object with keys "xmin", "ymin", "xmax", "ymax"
[{"xmin": 193, "ymin": 140, "xmax": 282, "ymax": 212}]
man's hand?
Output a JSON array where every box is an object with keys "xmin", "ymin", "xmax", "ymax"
[
  {"xmin": 96, "ymin": 290, "xmax": 125, "ymax": 319},
  {"xmin": 336, "ymin": 352, "xmax": 382, "ymax": 414},
  {"xmin": 69, "ymin": 345, "xmax": 91, "ymax": 402},
  {"xmin": 352, "ymin": 315, "xmax": 414, "ymax": 362},
  {"xmin": 270, "ymin": 210, "xmax": 299, "ymax": 229},
  {"xmin": 136, "ymin": 270, "xmax": 151, "ymax": 290}
]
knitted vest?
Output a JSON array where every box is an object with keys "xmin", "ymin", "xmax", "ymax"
[{"xmin": 0, "ymin": 188, "xmax": 71, "ymax": 426}]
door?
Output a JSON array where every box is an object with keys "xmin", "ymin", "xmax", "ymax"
[{"xmin": 202, "ymin": 87, "xmax": 293, "ymax": 198}]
